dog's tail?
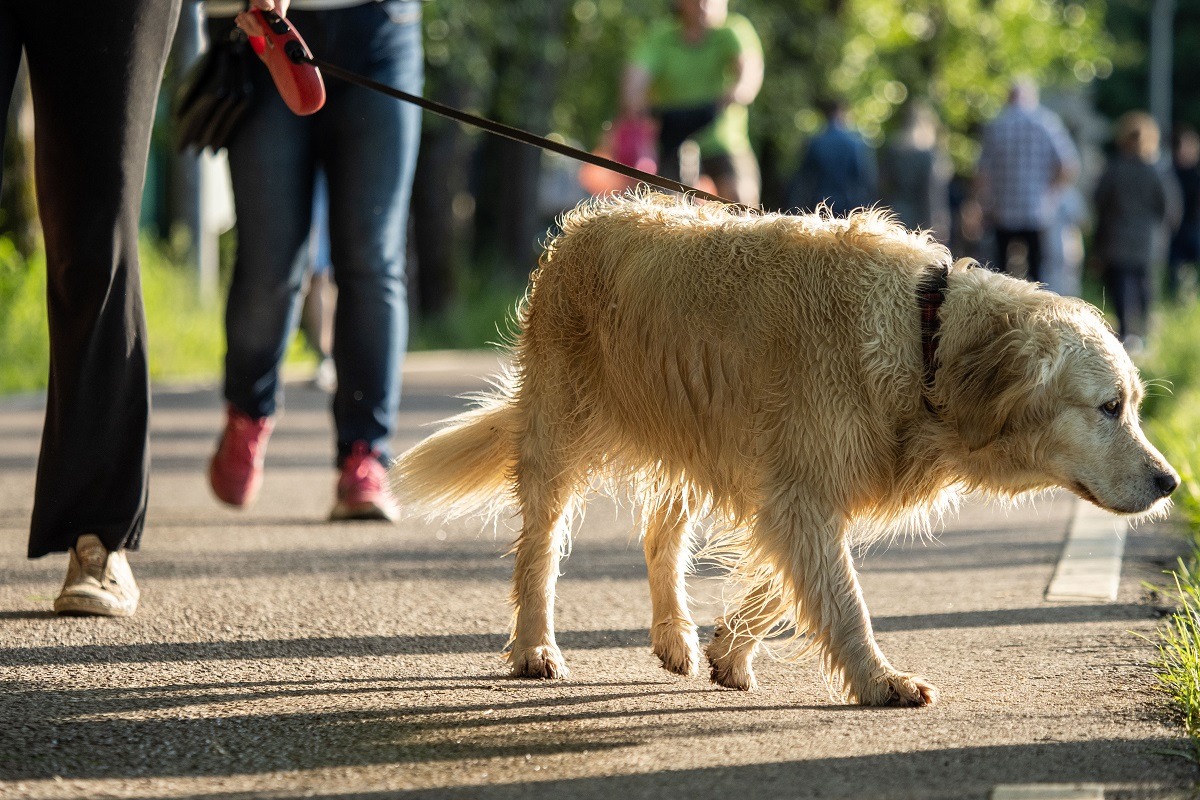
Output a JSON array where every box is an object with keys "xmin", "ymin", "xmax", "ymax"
[{"xmin": 388, "ymin": 394, "xmax": 519, "ymax": 521}]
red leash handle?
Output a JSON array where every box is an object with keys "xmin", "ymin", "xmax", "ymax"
[{"xmin": 247, "ymin": 8, "xmax": 325, "ymax": 116}]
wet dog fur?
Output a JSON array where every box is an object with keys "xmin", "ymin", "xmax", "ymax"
[{"xmin": 388, "ymin": 192, "xmax": 1177, "ymax": 706}]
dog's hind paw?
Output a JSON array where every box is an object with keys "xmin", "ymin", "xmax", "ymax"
[
  {"xmin": 856, "ymin": 671, "xmax": 939, "ymax": 707},
  {"xmin": 651, "ymin": 623, "xmax": 701, "ymax": 677},
  {"xmin": 706, "ymin": 624, "xmax": 759, "ymax": 690},
  {"xmin": 509, "ymin": 645, "xmax": 570, "ymax": 680}
]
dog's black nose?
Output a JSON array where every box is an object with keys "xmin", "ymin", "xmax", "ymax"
[{"xmin": 1154, "ymin": 470, "xmax": 1180, "ymax": 498}]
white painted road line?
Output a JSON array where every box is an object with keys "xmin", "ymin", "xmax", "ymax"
[
  {"xmin": 992, "ymin": 784, "xmax": 1104, "ymax": 799},
  {"xmin": 1045, "ymin": 498, "xmax": 1126, "ymax": 603}
]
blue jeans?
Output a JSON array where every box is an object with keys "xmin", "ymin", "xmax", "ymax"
[{"xmin": 215, "ymin": 1, "xmax": 423, "ymax": 464}]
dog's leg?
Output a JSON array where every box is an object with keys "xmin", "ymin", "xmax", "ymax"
[
  {"xmin": 766, "ymin": 507, "xmax": 938, "ymax": 706},
  {"xmin": 706, "ymin": 573, "xmax": 788, "ymax": 691},
  {"xmin": 507, "ymin": 422, "xmax": 577, "ymax": 680},
  {"xmin": 643, "ymin": 491, "xmax": 699, "ymax": 676}
]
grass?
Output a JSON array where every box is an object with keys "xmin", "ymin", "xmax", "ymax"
[
  {"xmin": 1141, "ymin": 298, "xmax": 1200, "ymax": 763},
  {"xmin": 0, "ymin": 234, "xmax": 530, "ymax": 396},
  {"xmin": 1152, "ymin": 563, "xmax": 1200, "ymax": 759},
  {"xmin": 0, "ymin": 238, "xmax": 227, "ymax": 394},
  {"xmin": 408, "ymin": 268, "xmax": 526, "ymax": 353}
]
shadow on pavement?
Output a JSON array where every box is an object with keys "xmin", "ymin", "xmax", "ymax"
[{"xmin": 0, "ymin": 599, "xmax": 1160, "ymax": 668}]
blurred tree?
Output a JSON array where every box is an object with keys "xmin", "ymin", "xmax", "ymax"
[
  {"xmin": 1096, "ymin": 0, "xmax": 1200, "ymax": 139},
  {"xmin": 781, "ymin": 0, "xmax": 1113, "ymax": 174},
  {"xmin": 416, "ymin": 0, "xmax": 1113, "ymax": 218}
]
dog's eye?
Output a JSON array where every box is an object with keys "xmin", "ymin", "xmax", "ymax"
[{"xmin": 1100, "ymin": 399, "xmax": 1122, "ymax": 418}]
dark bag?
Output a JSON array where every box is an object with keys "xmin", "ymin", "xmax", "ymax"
[{"xmin": 174, "ymin": 31, "xmax": 255, "ymax": 152}]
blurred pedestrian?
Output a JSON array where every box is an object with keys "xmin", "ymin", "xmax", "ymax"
[
  {"xmin": 0, "ymin": 0, "xmax": 182, "ymax": 615},
  {"xmin": 1041, "ymin": 184, "xmax": 1088, "ymax": 297},
  {"xmin": 878, "ymin": 99, "xmax": 951, "ymax": 240},
  {"xmin": 300, "ymin": 171, "xmax": 336, "ymax": 394},
  {"xmin": 206, "ymin": 0, "xmax": 422, "ymax": 521},
  {"xmin": 975, "ymin": 78, "xmax": 1079, "ymax": 282},
  {"xmin": 788, "ymin": 98, "xmax": 877, "ymax": 216},
  {"xmin": 1093, "ymin": 111, "xmax": 1174, "ymax": 349},
  {"xmin": 1168, "ymin": 126, "xmax": 1200, "ymax": 300},
  {"xmin": 620, "ymin": 0, "xmax": 764, "ymax": 205}
]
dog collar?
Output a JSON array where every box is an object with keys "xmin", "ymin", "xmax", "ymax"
[{"xmin": 917, "ymin": 264, "xmax": 949, "ymax": 411}]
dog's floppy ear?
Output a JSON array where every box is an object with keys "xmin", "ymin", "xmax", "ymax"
[{"xmin": 940, "ymin": 326, "xmax": 1056, "ymax": 452}]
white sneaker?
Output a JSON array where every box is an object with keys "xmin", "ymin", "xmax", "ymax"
[
  {"xmin": 313, "ymin": 357, "xmax": 337, "ymax": 393},
  {"xmin": 53, "ymin": 534, "xmax": 140, "ymax": 617}
]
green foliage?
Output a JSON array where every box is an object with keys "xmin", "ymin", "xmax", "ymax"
[
  {"xmin": 422, "ymin": 0, "xmax": 1114, "ymax": 183},
  {"xmin": 1096, "ymin": 0, "xmax": 1200, "ymax": 134},
  {"xmin": 1153, "ymin": 563, "xmax": 1200, "ymax": 761},
  {"xmin": 409, "ymin": 264, "xmax": 526, "ymax": 352},
  {"xmin": 825, "ymin": 0, "xmax": 1112, "ymax": 170},
  {"xmin": 1141, "ymin": 300, "xmax": 1200, "ymax": 763},
  {"xmin": 0, "ymin": 236, "xmax": 226, "ymax": 394},
  {"xmin": 1148, "ymin": 407, "xmax": 1200, "ymax": 549},
  {"xmin": 139, "ymin": 240, "xmax": 226, "ymax": 385},
  {"xmin": 1139, "ymin": 299, "xmax": 1200, "ymax": 420},
  {"xmin": 0, "ymin": 241, "xmax": 49, "ymax": 394}
]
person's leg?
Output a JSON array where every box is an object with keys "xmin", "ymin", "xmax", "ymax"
[
  {"xmin": 1024, "ymin": 229, "xmax": 1043, "ymax": 284},
  {"xmin": 206, "ymin": 14, "xmax": 317, "ymax": 508},
  {"xmin": 319, "ymin": 2, "xmax": 423, "ymax": 465},
  {"xmin": 703, "ymin": 151, "xmax": 760, "ymax": 207},
  {"xmin": 300, "ymin": 171, "xmax": 336, "ymax": 366},
  {"xmin": 1131, "ymin": 267, "xmax": 1152, "ymax": 341},
  {"xmin": 218, "ymin": 15, "xmax": 317, "ymax": 421},
  {"xmin": 993, "ymin": 228, "xmax": 1015, "ymax": 274},
  {"xmin": 19, "ymin": 0, "xmax": 180, "ymax": 559},
  {"xmin": 1103, "ymin": 263, "xmax": 1131, "ymax": 339}
]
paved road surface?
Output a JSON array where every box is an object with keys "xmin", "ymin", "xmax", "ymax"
[{"xmin": 0, "ymin": 351, "xmax": 1196, "ymax": 799}]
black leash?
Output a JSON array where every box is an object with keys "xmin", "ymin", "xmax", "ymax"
[{"xmin": 293, "ymin": 52, "xmax": 751, "ymax": 211}]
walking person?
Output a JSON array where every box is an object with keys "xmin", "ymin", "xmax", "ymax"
[
  {"xmin": 300, "ymin": 170, "xmax": 337, "ymax": 394},
  {"xmin": 0, "ymin": 0, "xmax": 182, "ymax": 614},
  {"xmin": 1093, "ymin": 111, "xmax": 1176, "ymax": 351},
  {"xmin": 975, "ymin": 78, "xmax": 1080, "ymax": 282},
  {"xmin": 620, "ymin": 0, "xmax": 764, "ymax": 205},
  {"xmin": 788, "ymin": 98, "xmax": 878, "ymax": 216},
  {"xmin": 206, "ymin": 0, "xmax": 423, "ymax": 521},
  {"xmin": 877, "ymin": 99, "xmax": 951, "ymax": 240},
  {"xmin": 1168, "ymin": 126, "xmax": 1200, "ymax": 299}
]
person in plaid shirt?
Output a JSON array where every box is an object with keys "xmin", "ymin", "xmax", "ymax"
[{"xmin": 976, "ymin": 78, "xmax": 1080, "ymax": 283}]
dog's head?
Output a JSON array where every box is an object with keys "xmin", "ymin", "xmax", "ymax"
[{"xmin": 937, "ymin": 273, "xmax": 1177, "ymax": 516}]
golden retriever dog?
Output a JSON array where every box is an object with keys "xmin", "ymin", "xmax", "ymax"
[{"xmin": 389, "ymin": 192, "xmax": 1178, "ymax": 706}]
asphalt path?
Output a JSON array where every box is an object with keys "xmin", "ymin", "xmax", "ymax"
[{"xmin": 0, "ymin": 351, "xmax": 1196, "ymax": 799}]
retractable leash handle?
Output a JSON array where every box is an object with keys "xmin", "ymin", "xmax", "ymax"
[{"xmin": 248, "ymin": 8, "xmax": 325, "ymax": 115}]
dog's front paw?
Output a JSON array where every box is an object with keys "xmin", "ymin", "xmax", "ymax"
[
  {"xmin": 706, "ymin": 626, "xmax": 758, "ymax": 690},
  {"xmin": 652, "ymin": 622, "xmax": 700, "ymax": 677},
  {"xmin": 509, "ymin": 644, "xmax": 570, "ymax": 680},
  {"xmin": 855, "ymin": 671, "xmax": 939, "ymax": 707}
]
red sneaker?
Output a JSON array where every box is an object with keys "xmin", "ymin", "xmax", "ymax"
[
  {"xmin": 208, "ymin": 406, "xmax": 274, "ymax": 507},
  {"xmin": 331, "ymin": 441, "xmax": 399, "ymax": 522}
]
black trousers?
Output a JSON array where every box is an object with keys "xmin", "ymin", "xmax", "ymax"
[
  {"xmin": 0, "ymin": 0, "xmax": 180, "ymax": 557},
  {"xmin": 994, "ymin": 228, "xmax": 1044, "ymax": 283},
  {"xmin": 1103, "ymin": 262, "xmax": 1152, "ymax": 341}
]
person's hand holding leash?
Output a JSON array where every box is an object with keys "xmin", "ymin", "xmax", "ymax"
[{"xmin": 235, "ymin": 0, "xmax": 290, "ymax": 37}]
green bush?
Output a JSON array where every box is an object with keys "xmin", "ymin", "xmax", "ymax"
[
  {"xmin": 0, "ymin": 239, "xmax": 49, "ymax": 394},
  {"xmin": 0, "ymin": 233, "xmax": 532, "ymax": 397},
  {"xmin": 1140, "ymin": 300, "xmax": 1200, "ymax": 420},
  {"xmin": 0, "ymin": 236, "xmax": 226, "ymax": 394},
  {"xmin": 1142, "ymin": 299, "xmax": 1200, "ymax": 762}
]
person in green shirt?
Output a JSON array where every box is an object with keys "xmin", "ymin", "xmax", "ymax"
[{"xmin": 620, "ymin": 0, "xmax": 763, "ymax": 206}]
